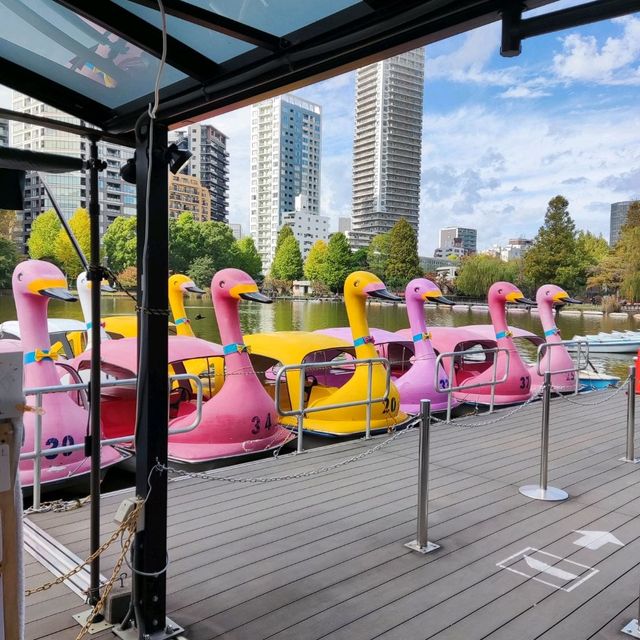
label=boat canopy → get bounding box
[0,318,86,338]
[71,335,222,377]
[315,327,408,346]
[245,331,353,365]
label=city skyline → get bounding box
[0,5,638,256]
[189,6,640,254]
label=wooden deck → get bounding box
[24,389,640,640]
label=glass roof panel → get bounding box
[113,0,254,63]
[183,0,363,37]
[0,0,186,109]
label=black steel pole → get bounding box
[87,139,104,607]
[132,115,170,638]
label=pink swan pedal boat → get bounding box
[168,269,295,462]
[71,269,294,463]
[12,260,123,490]
[429,282,537,406]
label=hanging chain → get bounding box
[24,496,90,516]
[157,418,419,484]
[25,499,142,603]
[431,386,545,427]
[553,376,631,406]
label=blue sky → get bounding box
[205,4,640,255]
[2,3,639,256]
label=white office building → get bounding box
[250,94,321,271]
[439,227,477,254]
[350,49,424,248]
[11,93,135,249]
[282,195,329,258]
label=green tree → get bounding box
[54,208,91,279]
[169,212,204,273]
[524,195,583,290]
[589,201,640,297]
[456,254,520,297]
[103,215,137,273]
[200,221,241,271]
[385,218,422,289]
[350,247,368,271]
[271,235,303,281]
[274,225,294,255]
[117,266,138,289]
[0,210,17,241]
[367,232,390,280]
[0,237,20,288]
[323,232,353,292]
[303,240,328,282]
[28,210,61,262]
[188,256,216,289]
[235,236,262,279]
[616,201,640,300]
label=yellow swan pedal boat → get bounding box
[245,271,408,436]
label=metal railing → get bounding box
[22,373,204,508]
[434,347,512,422]
[274,357,392,453]
[535,339,589,395]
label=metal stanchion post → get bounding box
[297,370,305,454]
[365,361,372,440]
[621,580,640,637]
[621,365,639,463]
[405,399,440,554]
[32,393,43,510]
[519,371,568,501]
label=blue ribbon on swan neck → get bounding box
[223,342,250,355]
[354,335,375,346]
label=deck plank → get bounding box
[24,390,640,640]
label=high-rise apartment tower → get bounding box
[170,124,229,222]
[11,93,135,249]
[250,94,321,270]
[350,49,425,248]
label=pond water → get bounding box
[1,293,638,380]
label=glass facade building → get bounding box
[610,201,633,246]
[250,94,321,270]
[350,49,424,249]
[11,93,135,250]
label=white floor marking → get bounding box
[496,547,598,592]
[572,530,624,550]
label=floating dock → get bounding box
[24,389,640,640]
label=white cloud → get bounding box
[419,104,640,252]
[500,85,551,99]
[552,16,640,85]
[426,24,519,86]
